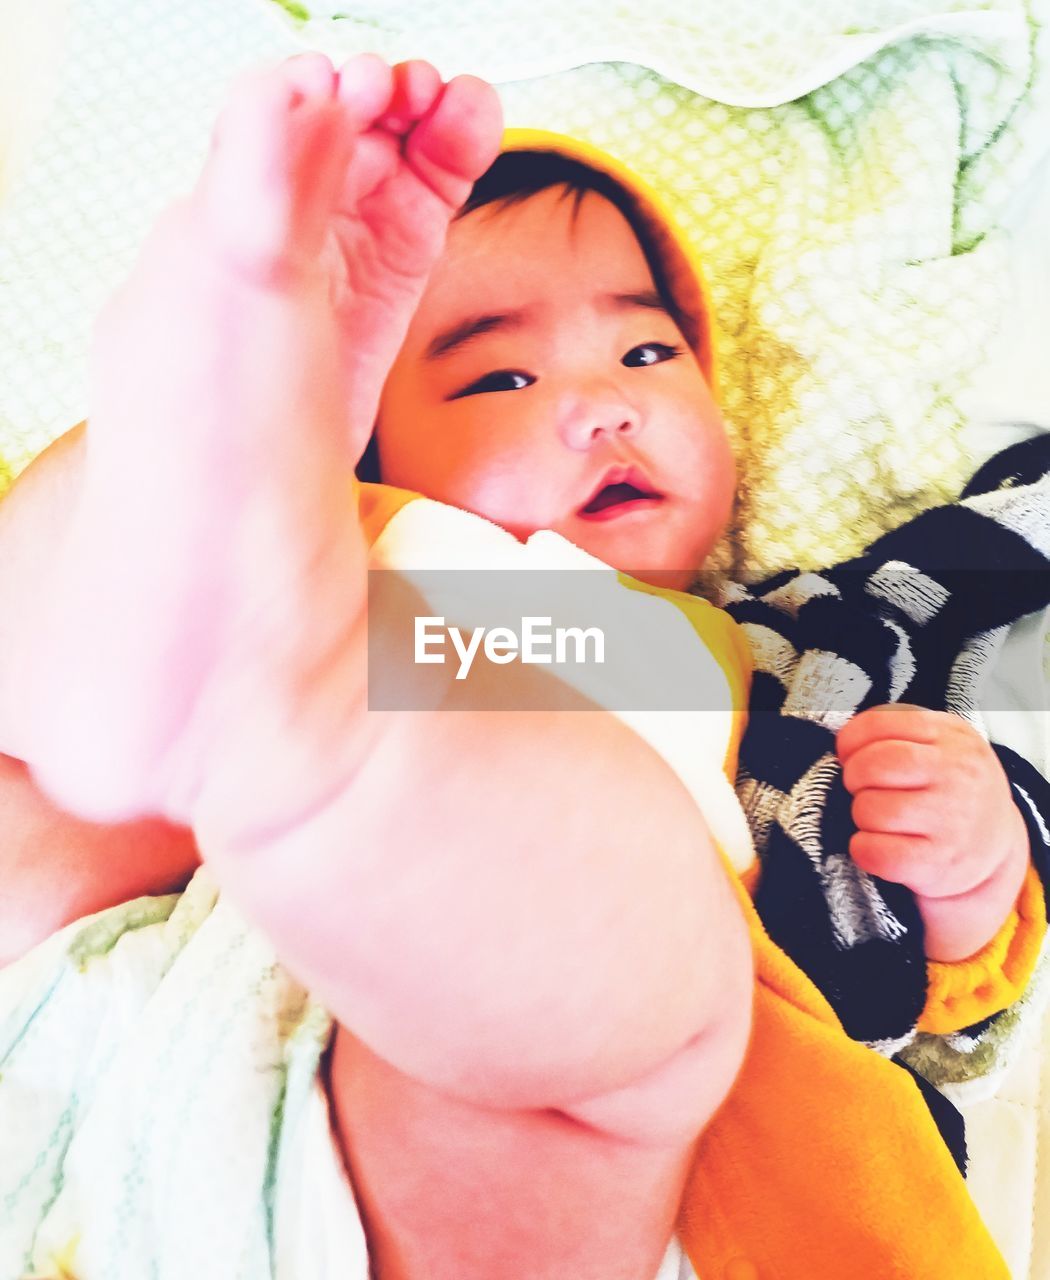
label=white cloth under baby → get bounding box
[0,869,700,1279]
[0,873,361,1278]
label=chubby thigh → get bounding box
[327,1015,749,1280]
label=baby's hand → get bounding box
[837,705,1029,961]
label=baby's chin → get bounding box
[481,507,707,593]
[616,565,699,592]
[555,515,711,595]
[569,539,703,593]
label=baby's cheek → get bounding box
[702,429,736,513]
[701,415,736,486]
[455,443,556,531]
[684,448,734,559]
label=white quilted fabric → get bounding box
[0,872,371,1278]
[0,0,298,490]
[1,0,1048,576]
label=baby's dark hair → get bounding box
[457,149,688,335]
[356,149,690,484]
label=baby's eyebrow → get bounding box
[603,289,667,313]
[424,310,528,362]
[423,289,668,363]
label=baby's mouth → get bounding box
[577,467,665,521]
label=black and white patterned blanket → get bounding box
[721,434,1050,1158]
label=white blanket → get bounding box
[2,0,1049,578]
[0,872,368,1278]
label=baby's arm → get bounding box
[838,704,1030,961]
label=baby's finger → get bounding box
[836,704,943,763]
[841,739,934,794]
[849,831,933,892]
[850,786,935,837]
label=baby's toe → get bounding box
[337,52,397,127]
[198,55,350,278]
[215,54,334,153]
[376,59,443,134]
[405,74,504,207]
[280,50,339,107]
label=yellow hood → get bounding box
[499,127,718,395]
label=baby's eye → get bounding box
[622,343,683,368]
[450,369,536,399]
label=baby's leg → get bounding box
[0,749,198,965]
[23,54,501,830]
[18,55,752,1277]
[328,1030,710,1280]
[0,424,200,962]
[2,58,489,942]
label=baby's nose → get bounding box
[557,387,643,451]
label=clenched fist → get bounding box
[837,705,1030,962]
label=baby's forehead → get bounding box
[392,185,684,372]
[394,180,683,367]
[445,185,656,288]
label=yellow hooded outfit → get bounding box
[358,128,1046,1279]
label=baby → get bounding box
[0,51,1034,1278]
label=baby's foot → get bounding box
[195,53,503,447]
[25,56,502,826]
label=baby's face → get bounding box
[375,186,734,590]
